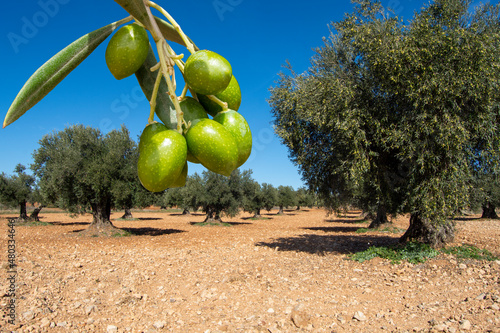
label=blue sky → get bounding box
[0,0,430,189]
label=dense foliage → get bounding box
[31,125,139,233]
[0,164,37,220]
[269,0,500,246]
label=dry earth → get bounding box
[1,208,499,333]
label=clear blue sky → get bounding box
[1,0,432,189]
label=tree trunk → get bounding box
[19,200,28,221]
[204,207,222,223]
[369,204,390,229]
[121,207,133,219]
[277,205,284,215]
[400,213,455,248]
[182,208,191,215]
[30,205,44,222]
[253,208,262,219]
[81,197,122,236]
[296,205,300,210]
[481,203,498,219]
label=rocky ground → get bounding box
[1,208,499,333]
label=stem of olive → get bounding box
[180,84,189,100]
[147,1,196,54]
[207,95,229,110]
[148,69,163,124]
[157,39,184,133]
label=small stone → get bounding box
[22,310,35,321]
[435,323,447,331]
[107,325,118,332]
[267,308,275,313]
[353,311,367,322]
[85,305,96,315]
[153,321,165,329]
[489,303,499,311]
[40,318,50,328]
[290,304,311,328]
[337,314,346,324]
[475,293,487,300]
[459,320,471,330]
[459,263,467,269]
[57,322,67,327]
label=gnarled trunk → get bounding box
[81,197,123,236]
[19,200,28,221]
[30,205,44,222]
[182,208,191,215]
[369,204,389,229]
[253,208,262,219]
[204,206,222,223]
[121,208,133,219]
[400,213,455,248]
[481,203,498,219]
[277,205,284,215]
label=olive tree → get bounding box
[0,164,37,221]
[31,124,137,235]
[276,186,297,215]
[269,0,500,246]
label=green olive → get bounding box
[105,24,149,80]
[213,110,252,168]
[184,50,232,95]
[198,75,241,117]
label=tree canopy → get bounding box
[0,164,37,220]
[31,124,138,235]
[269,0,500,246]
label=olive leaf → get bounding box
[3,20,124,128]
[114,0,198,50]
[135,45,177,130]
[114,0,155,33]
[154,16,199,51]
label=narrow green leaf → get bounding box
[154,16,199,51]
[114,0,155,34]
[114,0,198,49]
[135,45,177,130]
[4,20,125,128]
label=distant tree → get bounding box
[242,178,264,218]
[276,186,297,215]
[296,187,316,210]
[110,140,153,219]
[269,0,500,246]
[32,125,137,235]
[0,164,36,221]
[261,183,278,213]
[197,170,247,223]
[470,173,500,219]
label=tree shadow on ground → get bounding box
[325,218,368,224]
[136,217,162,221]
[256,233,398,255]
[169,213,206,217]
[49,221,90,226]
[189,221,251,226]
[304,226,362,233]
[453,217,481,221]
[122,227,186,236]
[241,216,273,221]
[70,226,185,236]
